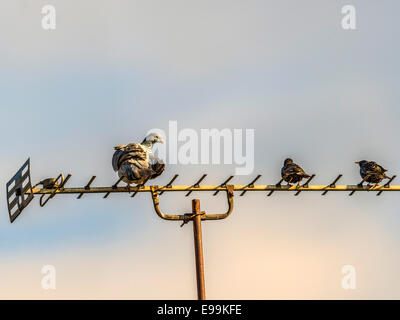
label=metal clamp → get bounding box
[240,175,261,196]
[294,174,316,196]
[377,175,397,196]
[186,174,207,197]
[267,178,285,197]
[180,211,206,227]
[151,185,234,221]
[103,176,123,199]
[213,176,234,196]
[349,175,373,196]
[322,174,342,196]
[159,174,179,195]
[77,176,96,199]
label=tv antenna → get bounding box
[6,159,398,299]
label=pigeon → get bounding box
[281,158,310,186]
[112,133,165,189]
[355,160,391,186]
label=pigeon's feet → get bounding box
[134,183,146,191]
[138,178,149,190]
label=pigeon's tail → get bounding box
[119,163,153,183]
[151,161,165,179]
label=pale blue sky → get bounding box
[1,0,400,299]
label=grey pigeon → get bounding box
[281,158,310,185]
[355,160,390,186]
[112,133,165,188]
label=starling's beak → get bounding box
[158,138,165,144]
[355,161,360,164]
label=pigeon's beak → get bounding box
[354,161,360,164]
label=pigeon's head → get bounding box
[355,160,368,167]
[142,133,165,145]
[284,158,293,166]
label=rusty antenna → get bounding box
[6,159,399,300]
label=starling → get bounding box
[281,158,310,186]
[355,160,390,186]
[33,177,62,189]
[112,133,165,189]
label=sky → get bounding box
[1,0,400,299]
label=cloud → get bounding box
[1,0,342,77]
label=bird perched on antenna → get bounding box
[281,158,310,186]
[32,175,64,189]
[355,160,391,187]
[112,133,165,190]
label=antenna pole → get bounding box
[192,199,206,300]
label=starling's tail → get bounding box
[303,173,311,178]
[384,174,391,179]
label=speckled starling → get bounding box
[281,158,310,186]
[355,160,390,186]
